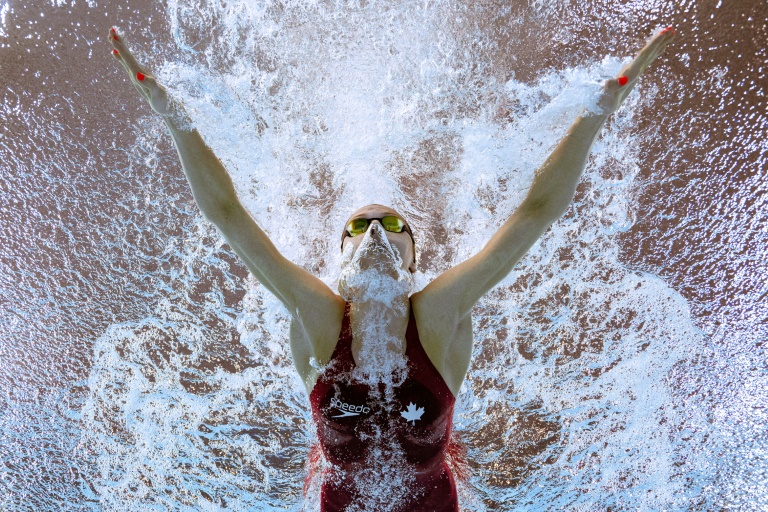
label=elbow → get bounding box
[202,199,243,226]
[519,197,565,224]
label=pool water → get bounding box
[0,0,766,510]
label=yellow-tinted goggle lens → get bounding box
[380,216,405,233]
[345,216,406,237]
[346,218,370,237]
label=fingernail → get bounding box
[618,76,628,86]
[111,29,120,41]
[137,72,145,81]
[661,26,674,34]
[112,49,119,56]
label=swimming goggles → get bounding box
[341,216,414,249]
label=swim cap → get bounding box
[340,204,416,268]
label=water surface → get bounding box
[1,0,766,510]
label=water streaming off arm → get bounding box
[1,0,766,510]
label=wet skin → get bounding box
[108,26,676,397]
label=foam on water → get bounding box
[337,223,412,390]
[62,1,746,510]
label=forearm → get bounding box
[522,24,678,219]
[523,110,609,219]
[163,112,239,219]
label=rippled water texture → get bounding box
[1,0,766,510]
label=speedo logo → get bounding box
[329,396,371,418]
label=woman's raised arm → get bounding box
[523,27,676,220]
[109,27,237,219]
[108,28,343,323]
[418,27,676,322]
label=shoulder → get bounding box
[410,288,465,338]
[300,293,347,362]
[292,294,346,365]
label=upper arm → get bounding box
[418,200,558,322]
[207,201,342,325]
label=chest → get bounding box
[313,378,452,433]
[290,311,473,397]
[309,359,456,469]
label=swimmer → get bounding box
[108,26,675,511]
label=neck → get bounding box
[347,291,411,391]
[349,293,411,354]
[345,289,411,393]
[337,229,414,384]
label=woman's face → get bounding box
[340,205,416,273]
[338,215,414,305]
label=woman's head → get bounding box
[340,204,416,273]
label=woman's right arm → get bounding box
[108,28,241,224]
[108,28,343,322]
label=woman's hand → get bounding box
[108,27,174,117]
[598,27,676,115]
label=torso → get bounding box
[290,292,473,398]
[307,300,461,512]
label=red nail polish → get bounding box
[112,49,119,56]
[111,30,119,42]
[137,72,145,81]
[618,76,628,86]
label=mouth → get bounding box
[338,225,413,302]
[341,223,406,277]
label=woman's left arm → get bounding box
[417,27,676,322]
[524,26,676,221]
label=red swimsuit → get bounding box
[309,302,459,512]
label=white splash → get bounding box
[338,222,412,392]
[75,0,728,510]
[0,2,10,38]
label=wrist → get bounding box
[582,106,611,120]
[579,105,611,128]
[162,100,194,132]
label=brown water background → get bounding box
[1,0,766,510]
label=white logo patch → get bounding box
[401,403,425,425]
[330,396,371,418]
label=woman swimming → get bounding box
[108,26,675,511]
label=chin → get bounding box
[338,259,413,303]
[338,225,414,300]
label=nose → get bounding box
[368,220,385,236]
[362,221,392,249]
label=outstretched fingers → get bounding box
[109,28,153,92]
[597,27,675,114]
[109,28,147,75]
[617,26,676,86]
[112,54,150,101]
[108,27,175,116]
